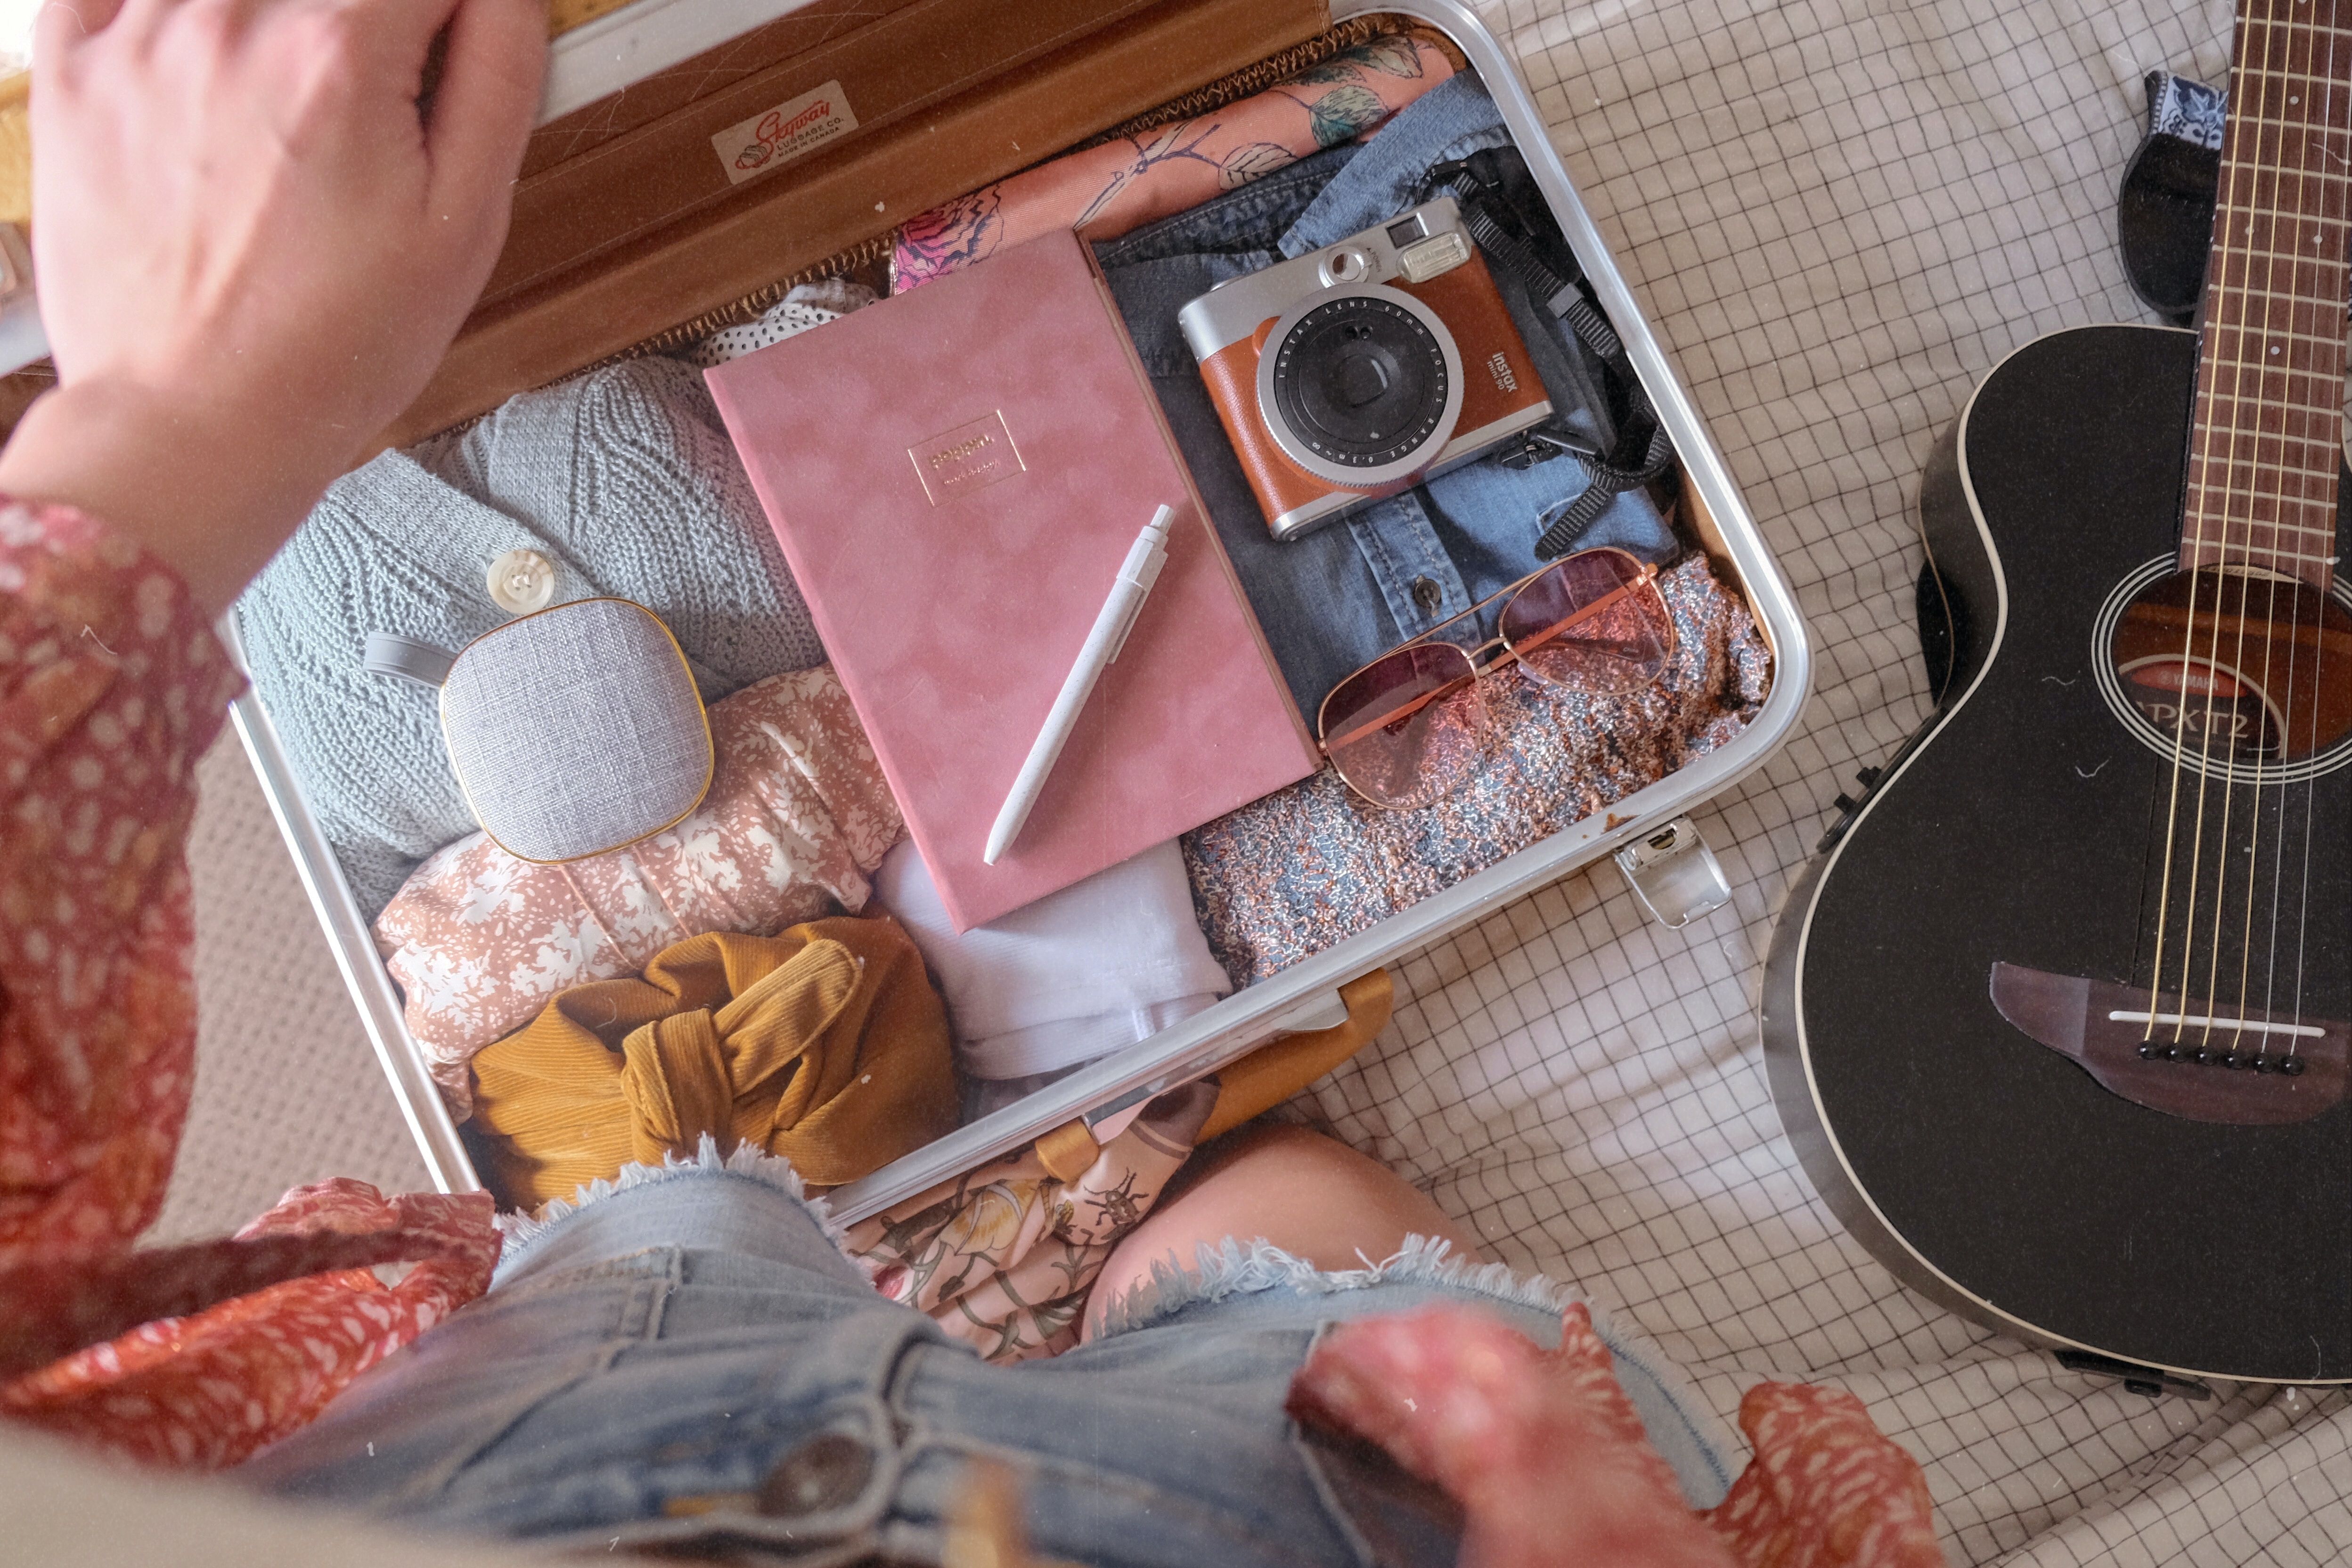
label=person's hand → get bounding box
[0,0,545,612]
[1288,1304,1742,1568]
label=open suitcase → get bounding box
[223,0,1812,1228]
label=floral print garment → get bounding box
[890,33,1454,290]
[845,1082,1217,1362]
[1289,1303,1947,1568]
[376,666,904,1120]
[3,1180,496,1466]
[0,498,498,1466]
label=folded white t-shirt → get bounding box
[875,839,1233,1081]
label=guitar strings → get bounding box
[2154,0,2339,1047]
[2148,0,2245,1037]
[2224,0,2325,1053]
[2150,0,2267,1041]
[2230,2,2305,1052]
[2278,1,2343,1058]
[2161,0,2346,1057]
[2203,0,2290,1046]
[2262,0,2346,1055]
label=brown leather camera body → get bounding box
[1196,246,1550,537]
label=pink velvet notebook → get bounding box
[704,228,1317,931]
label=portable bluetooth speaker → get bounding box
[379,598,713,864]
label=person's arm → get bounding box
[0,0,541,1262]
[0,0,544,614]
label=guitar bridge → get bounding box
[1988,963,2348,1124]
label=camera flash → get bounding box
[1399,231,1472,284]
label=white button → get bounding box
[487,550,555,614]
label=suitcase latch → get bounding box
[1614,818,1732,929]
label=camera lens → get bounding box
[1267,294,1451,470]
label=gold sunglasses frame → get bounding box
[1315,547,1672,776]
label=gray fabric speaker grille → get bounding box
[441,599,711,863]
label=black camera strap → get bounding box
[1426,153,1675,559]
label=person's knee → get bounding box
[1085,1122,1484,1341]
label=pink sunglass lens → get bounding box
[1318,643,1488,808]
[1499,550,1673,694]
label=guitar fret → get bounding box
[2173,493,2343,512]
[2190,544,2343,565]
[2194,381,2346,397]
[2208,257,2349,278]
[2207,284,2352,305]
[2220,113,2352,135]
[2197,336,2345,356]
[2203,325,2350,350]
[2197,342,2347,362]
[2196,392,2347,410]
[2230,13,2352,49]
[2205,242,2352,265]
[2206,272,2352,296]
[2205,310,2352,335]
[2182,501,2341,523]
[2218,164,2352,180]
[2182,453,2333,479]
[2185,428,2346,451]
[2184,503,2339,530]
[2191,393,2346,417]
[2183,521,2343,544]
[2230,50,2352,73]
[2208,237,2349,257]
[2184,489,2341,517]
[2212,217,2351,240]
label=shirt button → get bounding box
[1410,575,1443,615]
[486,549,555,614]
[755,1432,873,1517]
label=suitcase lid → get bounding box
[0,0,1339,443]
[400,0,1339,442]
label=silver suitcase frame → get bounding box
[224,0,1813,1226]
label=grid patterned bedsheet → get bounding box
[1291,1,2352,1561]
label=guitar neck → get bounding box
[2185,0,2352,591]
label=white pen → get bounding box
[984,504,1176,865]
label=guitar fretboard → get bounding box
[2185,0,2352,591]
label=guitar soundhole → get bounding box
[2097,559,2352,780]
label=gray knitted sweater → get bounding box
[237,355,826,916]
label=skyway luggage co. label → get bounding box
[712,82,859,186]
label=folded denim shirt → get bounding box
[1097,73,1677,721]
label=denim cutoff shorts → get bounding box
[242,1155,1734,1567]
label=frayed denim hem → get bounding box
[1092,1233,1742,1505]
[492,1133,859,1277]
[1091,1232,1592,1339]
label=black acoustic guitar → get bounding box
[1763,0,2352,1386]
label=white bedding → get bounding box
[1295,1,2352,1561]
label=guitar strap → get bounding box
[2116,70,2225,327]
[1426,148,1677,558]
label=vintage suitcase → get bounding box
[219,0,1812,1226]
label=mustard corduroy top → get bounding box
[470,918,957,1209]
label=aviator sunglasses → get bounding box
[1316,547,1674,809]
